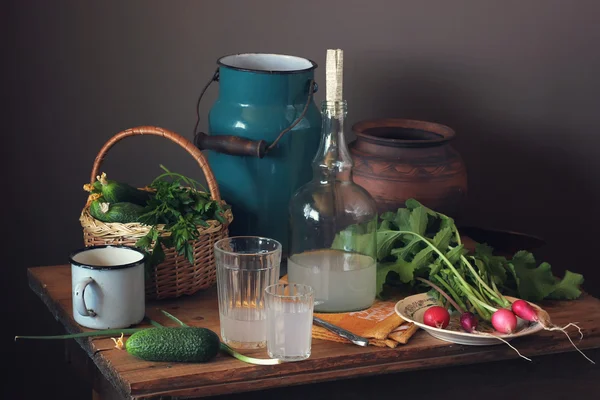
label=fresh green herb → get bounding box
[135,165,229,267]
[333,199,584,322]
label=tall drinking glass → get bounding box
[214,236,282,349]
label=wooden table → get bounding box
[28,265,600,400]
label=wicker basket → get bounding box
[79,126,233,300]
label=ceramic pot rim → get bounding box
[352,118,455,148]
[218,53,317,74]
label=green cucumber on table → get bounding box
[120,317,279,365]
[16,323,280,365]
[124,327,220,363]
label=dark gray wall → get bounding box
[5,1,600,398]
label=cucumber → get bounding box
[97,173,151,206]
[89,200,146,223]
[125,327,220,363]
[89,199,106,220]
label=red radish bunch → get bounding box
[415,277,594,364]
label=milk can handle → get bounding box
[193,68,318,159]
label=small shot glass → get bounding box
[265,283,314,362]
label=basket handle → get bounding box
[89,126,221,201]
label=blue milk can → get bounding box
[194,54,321,254]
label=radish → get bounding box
[460,312,478,333]
[423,306,450,329]
[416,278,531,362]
[454,309,530,361]
[511,299,595,364]
[491,309,518,334]
[415,277,578,363]
[511,299,546,324]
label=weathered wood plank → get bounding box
[28,265,600,400]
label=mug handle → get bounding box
[73,277,97,317]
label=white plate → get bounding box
[395,293,545,346]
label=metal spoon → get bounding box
[313,316,369,347]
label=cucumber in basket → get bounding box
[83,164,231,268]
[89,199,146,223]
[86,172,152,206]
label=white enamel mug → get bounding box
[69,245,146,330]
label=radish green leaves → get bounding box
[339,199,584,314]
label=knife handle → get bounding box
[313,316,370,347]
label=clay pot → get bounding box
[350,119,467,218]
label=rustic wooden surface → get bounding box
[29,265,600,400]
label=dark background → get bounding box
[4,1,600,398]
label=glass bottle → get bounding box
[288,100,378,312]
